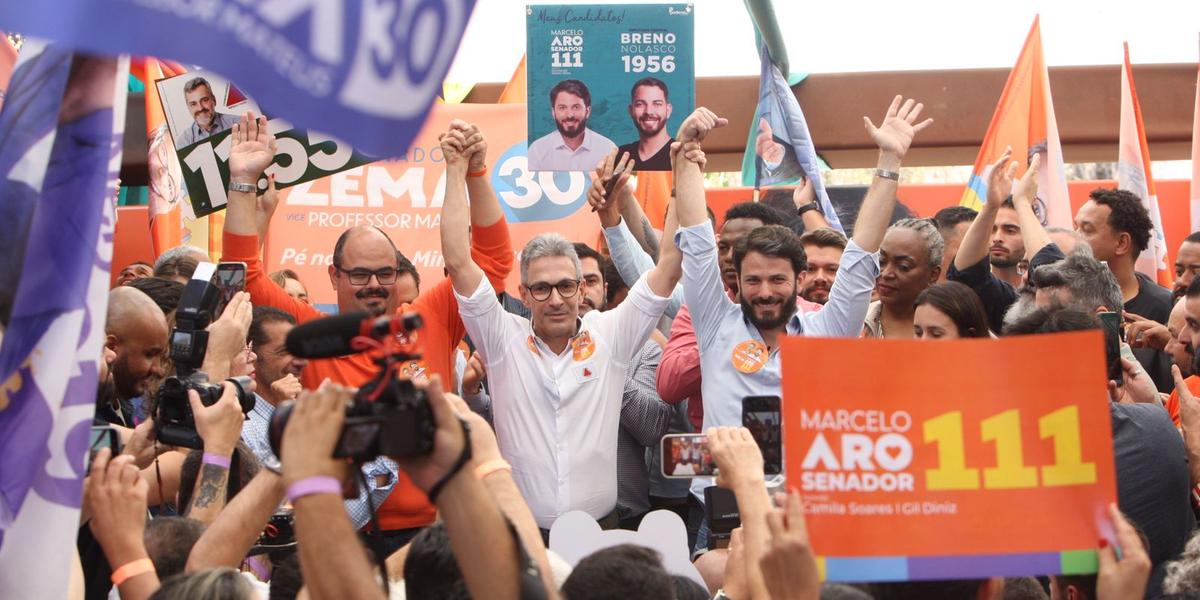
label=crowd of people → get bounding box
[74,95,1200,600]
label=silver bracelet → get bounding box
[228,180,256,193]
[874,168,900,181]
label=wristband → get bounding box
[475,458,511,480]
[228,180,256,193]
[467,165,488,178]
[874,168,900,181]
[426,417,473,504]
[202,452,232,469]
[795,202,822,217]
[111,558,155,586]
[286,475,342,503]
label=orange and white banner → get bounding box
[265,103,602,308]
[1119,43,1173,288]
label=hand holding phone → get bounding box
[743,395,782,476]
[661,433,715,478]
[215,262,247,318]
[88,425,123,472]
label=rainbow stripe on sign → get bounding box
[818,550,1097,582]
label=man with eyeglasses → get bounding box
[440,114,687,538]
[220,112,515,554]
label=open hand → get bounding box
[1012,153,1041,205]
[863,95,932,160]
[985,148,1016,208]
[228,112,277,184]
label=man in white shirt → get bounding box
[672,97,933,551]
[439,118,681,534]
[527,79,617,172]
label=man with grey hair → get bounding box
[153,245,208,284]
[441,117,681,538]
[176,77,237,147]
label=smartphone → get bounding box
[742,395,782,476]
[214,262,247,317]
[660,433,715,478]
[704,486,741,549]
[1099,311,1124,385]
[88,425,123,471]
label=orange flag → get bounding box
[1119,43,1172,288]
[498,55,527,104]
[960,16,1070,229]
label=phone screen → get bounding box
[88,425,121,471]
[214,262,247,317]
[1099,312,1123,385]
[743,395,782,475]
[660,433,714,478]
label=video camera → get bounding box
[154,262,255,449]
[268,311,436,463]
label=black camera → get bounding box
[156,373,255,449]
[268,311,436,463]
[155,264,256,449]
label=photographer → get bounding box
[83,449,161,600]
[278,377,532,600]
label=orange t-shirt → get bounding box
[224,220,513,530]
[1164,375,1200,430]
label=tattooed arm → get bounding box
[184,384,246,524]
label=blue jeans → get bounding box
[687,495,710,557]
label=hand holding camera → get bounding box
[84,449,151,567]
[392,376,469,498]
[190,383,249,457]
[279,382,353,488]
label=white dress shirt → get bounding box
[676,220,880,501]
[455,272,671,528]
[526,127,617,172]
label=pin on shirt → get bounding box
[731,340,768,374]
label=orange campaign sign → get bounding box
[781,332,1117,581]
[264,103,602,308]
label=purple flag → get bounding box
[0,40,127,598]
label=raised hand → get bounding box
[756,117,785,169]
[454,121,488,173]
[588,150,634,214]
[708,426,765,491]
[228,111,277,184]
[986,148,1017,208]
[793,176,815,209]
[760,489,820,600]
[460,352,486,396]
[1012,153,1041,205]
[670,141,706,171]
[270,373,303,401]
[85,449,151,566]
[438,125,471,169]
[204,292,253,378]
[189,383,247,457]
[863,95,932,160]
[677,107,728,145]
[1097,503,1151,600]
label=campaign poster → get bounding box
[156,70,374,218]
[265,103,603,311]
[526,3,694,172]
[782,333,1117,581]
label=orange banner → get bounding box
[782,332,1116,579]
[265,103,601,306]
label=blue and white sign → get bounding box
[0,0,476,158]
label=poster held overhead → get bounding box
[526,3,695,172]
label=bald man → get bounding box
[102,287,169,426]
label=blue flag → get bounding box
[0,0,476,158]
[744,45,843,233]
[0,41,127,598]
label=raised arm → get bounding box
[440,124,486,297]
[954,149,1013,271]
[674,108,727,228]
[853,96,933,252]
[1011,154,1052,257]
[183,383,247,525]
[186,470,285,573]
[646,193,682,298]
[255,174,279,250]
[792,178,831,231]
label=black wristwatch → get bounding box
[796,201,822,217]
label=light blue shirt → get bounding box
[676,220,879,500]
[176,112,236,147]
[526,127,616,172]
[603,217,683,320]
[240,393,399,530]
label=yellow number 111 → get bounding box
[922,406,1096,491]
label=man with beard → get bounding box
[1174,232,1200,301]
[573,242,608,314]
[798,227,847,305]
[443,110,681,538]
[175,77,236,148]
[616,78,674,171]
[528,79,617,171]
[221,113,515,554]
[101,287,168,426]
[674,97,928,551]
